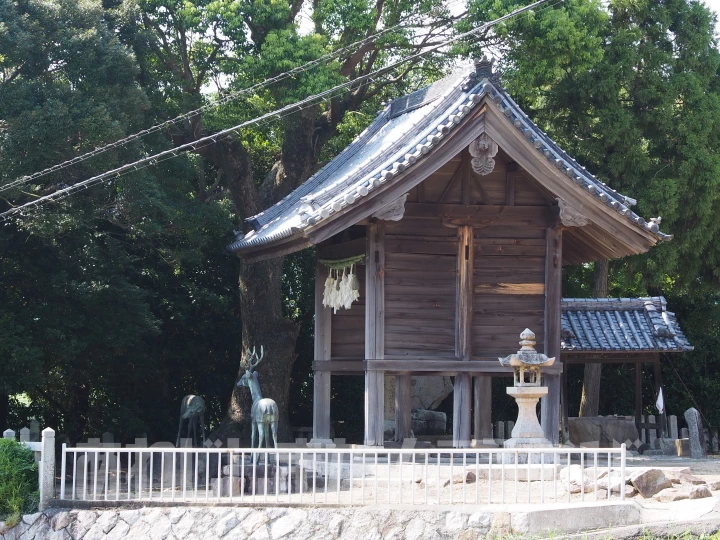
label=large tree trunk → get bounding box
[579,260,608,417]
[202,115,318,445]
[212,257,299,443]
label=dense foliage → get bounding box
[0,439,38,524]
[1,0,719,444]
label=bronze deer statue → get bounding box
[237,346,278,455]
[175,395,206,447]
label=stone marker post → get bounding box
[3,429,14,440]
[40,427,55,510]
[684,408,706,459]
[20,427,30,443]
[30,419,40,442]
[669,416,678,440]
[495,421,504,441]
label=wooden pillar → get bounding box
[653,354,666,438]
[561,358,569,443]
[635,362,643,435]
[473,375,492,441]
[313,262,332,441]
[541,226,562,444]
[453,225,473,448]
[364,222,385,446]
[395,375,412,441]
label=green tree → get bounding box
[0,0,241,442]
[112,0,460,440]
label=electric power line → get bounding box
[0,0,465,194]
[0,0,557,223]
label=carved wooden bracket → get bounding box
[372,193,408,221]
[556,198,590,227]
[469,134,499,175]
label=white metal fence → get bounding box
[59,445,626,506]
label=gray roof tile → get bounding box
[229,60,671,253]
[561,297,693,353]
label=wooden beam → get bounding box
[454,225,473,448]
[364,222,385,446]
[472,175,495,206]
[395,375,412,442]
[404,203,552,225]
[439,161,463,203]
[317,237,366,260]
[541,226,562,444]
[365,359,563,374]
[313,262,332,440]
[505,168,516,206]
[473,375,492,441]
[461,149,471,205]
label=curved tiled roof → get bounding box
[561,297,693,353]
[229,59,671,253]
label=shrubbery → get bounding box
[0,438,39,526]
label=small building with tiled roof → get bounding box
[230,59,689,447]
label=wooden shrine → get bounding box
[229,59,679,447]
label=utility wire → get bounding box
[0,0,465,194]
[0,0,556,222]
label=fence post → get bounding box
[3,429,14,440]
[40,428,55,510]
[20,427,30,443]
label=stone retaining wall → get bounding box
[0,506,496,540]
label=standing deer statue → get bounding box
[175,395,206,448]
[237,346,279,456]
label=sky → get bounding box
[705,0,720,36]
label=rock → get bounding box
[559,465,593,494]
[660,468,692,484]
[679,473,706,485]
[442,470,476,487]
[708,480,720,491]
[569,417,639,448]
[411,409,447,436]
[684,408,707,459]
[210,476,244,496]
[653,438,678,456]
[689,485,712,499]
[411,376,453,411]
[654,488,689,502]
[630,469,673,498]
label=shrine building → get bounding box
[229,59,692,447]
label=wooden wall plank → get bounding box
[474,283,545,295]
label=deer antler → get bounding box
[244,345,264,372]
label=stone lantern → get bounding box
[499,329,555,452]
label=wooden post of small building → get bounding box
[312,261,332,442]
[473,375,492,441]
[395,375,412,441]
[453,225,473,448]
[364,222,385,446]
[653,354,666,438]
[635,362,643,435]
[541,226,562,444]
